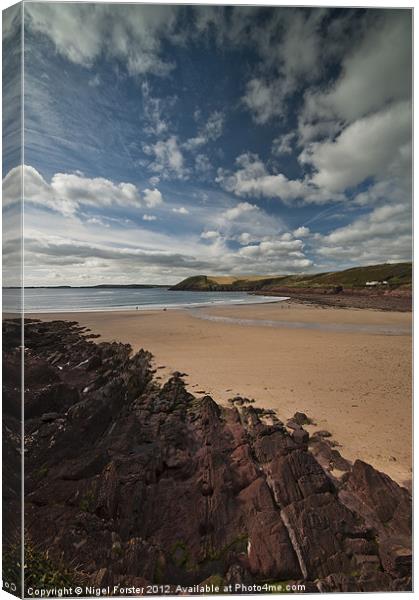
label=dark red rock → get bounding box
[291,428,309,447]
[378,537,412,578]
[313,430,332,438]
[339,460,412,538]
[292,412,312,425]
[1,319,411,593]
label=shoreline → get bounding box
[6,294,287,315]
[26,301,412,487]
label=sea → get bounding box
[3,287,286,313]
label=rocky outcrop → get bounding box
[2,319,412,593]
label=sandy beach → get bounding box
[30,300,412,487]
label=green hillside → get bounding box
[170,262,412,292]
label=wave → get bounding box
[18,293,289,314]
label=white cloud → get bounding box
[217,153,311,202]
[293,226,310,238]
[25,3,180,77]
[195,154,212,174]
[143,188,164,208]
[149,176,160,186]
[302,11,411,125]
[238,232,252,245]
[203,110,224,141]
[272,132,295,156]
[241,9,330,124]
[184,110,225,150]
[222,201,258,221]
[86,217,110,228]
[88,74,101,87]
[301,100,411,192]
[172,206,189,215]
[141,81,169,135]
[295,10,412,204]
[183,136,207,151]
[143,214,157,221]
[315,202,411,266]
[143,136,189,180]
[3,165,167,218]
[326,203,409,245]
[236,235,313,271]
[353,179,409,207]
[201,230,220,240]
[51,172,142,211]
[242,78,284,125]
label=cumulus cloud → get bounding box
[242,79,284,125]
[235,233,313,271]
[172,206,189,215]
[143,188,164,208]
[195,154,212,174]
[18,7,412,280]
[216,153,339,204]
[3,165,167,217]
[184,110,225,150]
[301,100,411,192]
[241,9,330,123]
[143,136,189,180]
[294,10,412,205]
[272,132,295,156]
[25,3,180,76]
[217,154,302,200]
[201,230,220,240]
[301,11,411,126]
[293,226,310,238]
[222,201,258,220]
[315,202,412,266]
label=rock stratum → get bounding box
[3,319,412,594]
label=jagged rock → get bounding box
[313,430,332,438]
[292,412,312,425]
[40,412,61,423]
[339,460,412,538]
[286,419,301,430]
[291,428,309,447]
[281,492,370,580]
[267,449,333,508]
[2,319,412,593]
[379,538,412,578]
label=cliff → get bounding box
[170,262,412,292]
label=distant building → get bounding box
[365,280,389,287]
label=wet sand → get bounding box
[30,301,412,487]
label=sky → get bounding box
[2,3,413,285]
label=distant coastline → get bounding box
[5,284,168,289]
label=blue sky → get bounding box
[3,4,412,285]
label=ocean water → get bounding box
[3,287,286,313]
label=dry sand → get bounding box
[31,301,412,487]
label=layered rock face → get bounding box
[3,319,412,593]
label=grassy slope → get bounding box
[170,262,412,291]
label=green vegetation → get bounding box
[3,536,80,596]
[170,262,412,292]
